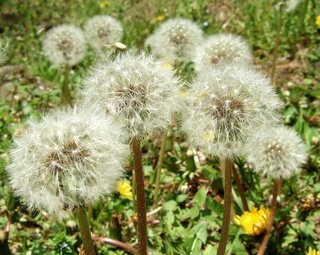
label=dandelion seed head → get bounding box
[145,18,203,63]
[84,15,123,53]
[182,65,282,158]
[193,34,252,73]
[42,25,86,67]
[246,125,307,179]
[7,106,129,218]
[81,52,182,138]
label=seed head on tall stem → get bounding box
[181,64,282,255]
[81,52,182,255]
[246,125,307,255]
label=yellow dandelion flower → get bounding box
[234,206,270,236]
[306,248,320,255]
[116,179,133,200]
[99,0,109,8]
[156,15,166,22]
[316,15,320,28]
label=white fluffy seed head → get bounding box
[6,106,129,218]
[145,18,203,63]
[42,25,86,67]
[80,52,182,139]
[84,15,123,54]
[181,65,283,159]
[246,125,307,179]
[193,34,252,73]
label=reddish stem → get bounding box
[257,179,282,255]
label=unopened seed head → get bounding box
[246,125,307,179]
[84,15,123,54]
[81,52,182,138]
[145,18,203,63]
[7,105,129,218]
[193,33,252,73]
[182,65,283,158]
[42,24,86,67]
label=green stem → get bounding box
[131,138,147,255]
[232,166,249,211]
[61,65,72,106]
[270,4,283,84]
[152,131,167,209]
[257,179,282,255]
[217,158,233,255]
[220,159,235,218]
[77,207,95,255]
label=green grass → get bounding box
[0,0,320,254]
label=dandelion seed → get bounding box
[7,106,128,218]
[193,34,252,73]
[145,18,203,63]
[84,15,123,54]
[182,65,282,158]
[234,206,270,236]
[246,125,307,179]
[81,52,182,138]
[42,25,86,67]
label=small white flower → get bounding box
[42,25,86,67]
[145,18,203,63]
[246,126,307,179]
[84,15,123,54]
[80,52,182,138]
[182,65,282,158]
[193,34,252,73]
[7,106,128,218]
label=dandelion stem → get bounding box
[257,179,282,255]
[232,166,249,211]
[93,236,138,254]
[152,131,167,210]
[131,138,147,255]
[220,159,235,217]
[217,158,233,255]
[61,65,72,105]
[77,207,95,255]
[270,4,283,84]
